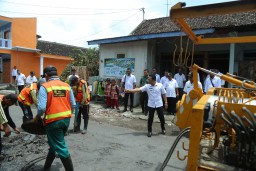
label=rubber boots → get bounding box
[60,155,74,171]
[43,152,55,171]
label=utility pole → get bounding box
[166,0,168,17]
[140,8,145,20]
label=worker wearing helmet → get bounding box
[34,65,76,171]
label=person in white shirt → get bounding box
[26,71,38,85]
[125,74,168,137]
[15,70,26,93]
[184,73,203,95]
[160,70,169,85]
[67,68,79,84]
[11,66,18,82]
[121,68,136,112]
[164,73,179,115]
[216,69,225,87]
[152,68,160,83]
[204,73,222,93]
[174,68,186,100]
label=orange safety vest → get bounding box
[18,83,37,106]
[43,80,72,124]
[73,79,90,104]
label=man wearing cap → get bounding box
[69,76,90,134]
[121,68,136,112]
[183,73,203,95]
[164,73,179,115]
[26,71,38,85]
[0,94,20,161]
[34,65,76,171]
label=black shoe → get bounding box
[130,108,133,112]
[147,132,152,137]
[162,129,166,135]
[122,109,127,113]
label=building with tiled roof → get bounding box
[37,40,87,57]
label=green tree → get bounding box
[60,47,99,81]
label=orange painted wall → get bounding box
[11,51,40,80]
[0,16,73,83]
[43,58,71,77]
[12,18,37,49]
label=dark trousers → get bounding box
[124,93,134,110]
[177,88,183,101]
[140,92,148,113]
[18,101,33,121]
[148,106,165,132]
[18,85,24,93]
[77,105,89,130]
[167,97,177,114]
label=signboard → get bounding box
[104,58,135,77]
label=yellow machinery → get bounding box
[160,1,256,171]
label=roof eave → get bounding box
[87,28,215,45]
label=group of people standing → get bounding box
[120,66,224,137]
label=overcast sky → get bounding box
[0,0,235,47]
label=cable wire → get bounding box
[1,0,139,11]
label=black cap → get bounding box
[43,66,57,77]
[69,76,78,86]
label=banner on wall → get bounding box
[104,58,135,77]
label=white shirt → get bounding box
[174,73,186,88]
[16,73,26,85]
[204,76,221,93]
[122,74,136,90]
[26,75,38,84]
[164,79,179,97]
[183,81,203,95]
[12,69,18,76]
[218,72,225,86]
[160,76,169,85]
[140,82,166,108]
[155,74,160,83]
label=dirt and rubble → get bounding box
[90,103,181,136]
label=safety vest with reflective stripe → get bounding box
[43,80,71,124]
[18,83,37,106]
[73,79,90,104]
